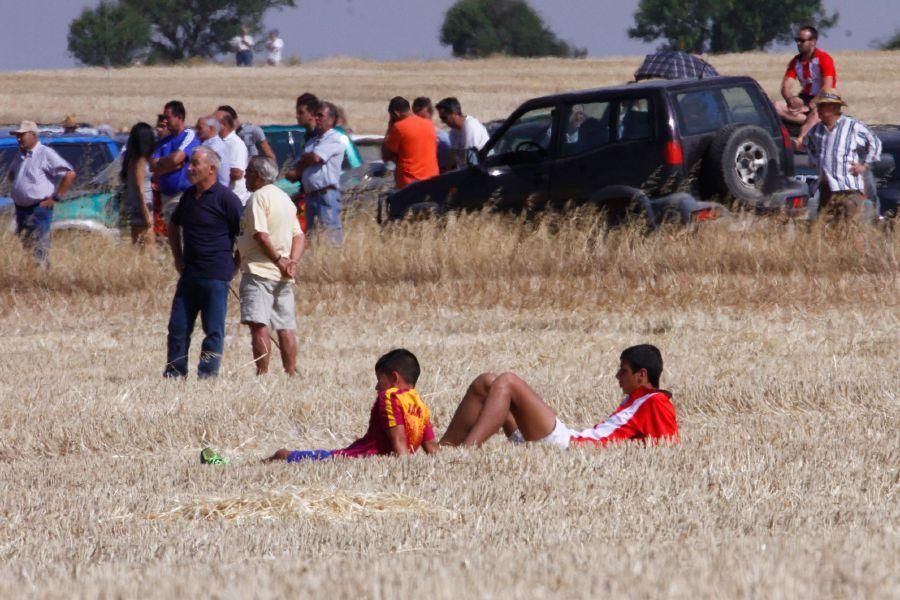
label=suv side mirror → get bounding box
[466,147,481,168]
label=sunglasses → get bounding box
[795,37,813,43]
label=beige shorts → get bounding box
[239,273,296,330]
[161,192,183,223]
[508,417,572,449]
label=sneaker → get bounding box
[200,447,230,465]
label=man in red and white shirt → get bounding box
[440,345,678,448]
[774,26,837,150]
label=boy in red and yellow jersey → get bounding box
[440,344,678,448]
[266,348,438,462]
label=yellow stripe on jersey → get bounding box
[385,388,430,449]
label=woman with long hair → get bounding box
[121,122,156,247]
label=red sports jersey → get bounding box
[785,48,836,98]
[569,387,678,446]
[333,387,435,457]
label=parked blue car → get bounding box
[0,134,122,233]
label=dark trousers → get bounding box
[165,276,229,378]
[15,204,52,268]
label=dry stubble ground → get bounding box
[0,55,899,598]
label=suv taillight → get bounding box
[788,195,807,209]
[664,140,683,165]
[780,125,792,150]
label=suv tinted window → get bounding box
[721,85,774,132]
[486,107,554,162]
[266,131,297,174]
[617,98,653,141]
[675,90,726,135]
[559,102,612,157]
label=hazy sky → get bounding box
[0,0,896,70]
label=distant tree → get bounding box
[628,0,838,54]
[67,1,151,67]
[880,31,900,50]
[121,0,296,62]
[440,0,586,58]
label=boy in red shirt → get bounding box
[265,348,439,461]
[439,345,678,448]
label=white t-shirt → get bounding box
[222,131,250,204]
[266,37,284,64]
[449,115,490,167]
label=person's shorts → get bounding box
[508,417,573,449]
[239,273,296,330]
[161,192,183,223]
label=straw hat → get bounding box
[12,120,39,134]
[811,88,848,107]
[62,115,78,128]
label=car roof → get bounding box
[519,75,758,107]
[261,124,304,133]
[0,134,117,147]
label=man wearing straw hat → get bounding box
[6,120,76,269]
[804,89,881,221]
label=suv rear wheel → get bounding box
[707,124,778,205]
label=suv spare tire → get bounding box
[706,123,778,206]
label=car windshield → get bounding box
[486,107,555,163]
[266,131,298,174]
[51,142,115,188]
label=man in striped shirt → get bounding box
[804,89,881,221]
[440,345,678,448]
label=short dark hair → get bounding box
[412,97,432,113]
[435,97,462,116]
[296,92,319,112]
[217,105,238,120]
[217,111,235,129]
[388,96,410,114]
[375,348,421,386]
[799,25,818,40]
[164,100,186,120]
[620,344,663,388]
[318,101,338,120]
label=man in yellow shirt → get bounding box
[235,156,305,376]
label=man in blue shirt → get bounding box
[152,100,200,224]
[164,147,243,379]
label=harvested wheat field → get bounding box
[1,55,900,598]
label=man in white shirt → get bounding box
[215,109,250,205]
[265,29,284,66]
[234,26,254,66]
[194,116,231,187]
[435,97,490,170]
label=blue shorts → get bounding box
[286,449,333,463]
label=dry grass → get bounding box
[1,55,899,598]
[1,51,898,133]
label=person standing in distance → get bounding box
[235,156,305,376]
[164,147,243,379]
[435,97,490,170]
[292,101,346,244]
[382,96,439,189]
[7,120,76,269]
[151,100,199,224]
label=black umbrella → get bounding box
[634,51,719,81]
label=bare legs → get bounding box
[249,323,297,376]
[440,372,558,447]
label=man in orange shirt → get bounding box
[382,96,439,189]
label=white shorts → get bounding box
[239,273,296,330]
[508,417,572,449]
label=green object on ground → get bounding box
[200,447,230,465]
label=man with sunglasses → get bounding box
[292,101,346,244]
[775,26,836,150]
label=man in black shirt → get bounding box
[164,147,243,378]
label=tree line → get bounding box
[70,0,897,67]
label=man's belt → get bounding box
[306,184,337,195]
